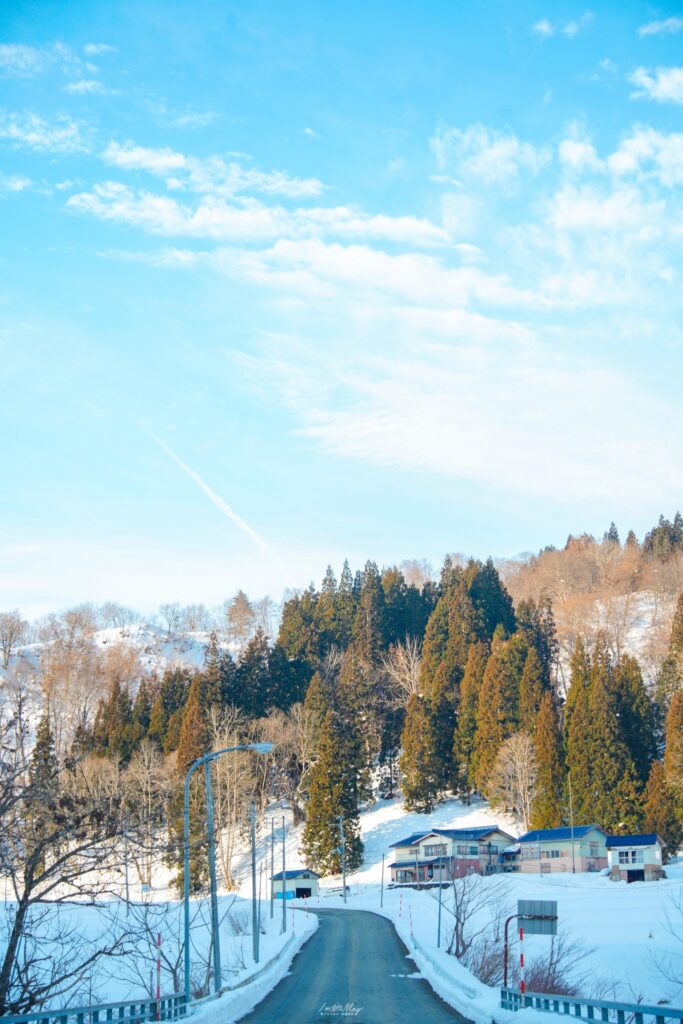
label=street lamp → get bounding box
[183,742,273,1006]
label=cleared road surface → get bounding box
[239,908,471,1024]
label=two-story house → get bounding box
[515,825,609,873]
[388,825,516,884]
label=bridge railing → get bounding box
[0,994,187,1024]
[501,988,683,1024]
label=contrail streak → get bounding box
[146,429,278,560]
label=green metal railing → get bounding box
[0,994,187,1024]
[501,987,683,1024]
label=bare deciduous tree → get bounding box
[158,603,182,638]
[486,732,538,830]
[382,637,422,707]
[0,610,28,669]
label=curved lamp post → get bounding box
[183,742,273,1006]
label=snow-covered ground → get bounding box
[272,795,683,1014]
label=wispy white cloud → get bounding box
[630,66,683,105]
[0,111,89,153]
[0,173,32,194]
[145,429,279,561]
[638,17,683,36]
[431,124,550,184]
[65,78,118,96]
[68,182,451,247]
[0,41,84,78]
[102,139,325,198]
[83,43,117,55]
[532,12,593,38]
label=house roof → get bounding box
[518,825,607,843]
[389,825,511,849]
[606,833,666,849]
[272,869,321,880]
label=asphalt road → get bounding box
[238,908,471,1024]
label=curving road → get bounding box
[238,908,471,1024]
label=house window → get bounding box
[424,844,447,857]
[589,842,600,857]
[469,845,478,855]
[456,844,467,855]
[618,849,644,864]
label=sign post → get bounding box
[503,900,558,990]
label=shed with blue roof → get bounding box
[606,834,666,882]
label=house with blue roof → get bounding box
[388,825,516,884]
[606,834,666,883]
[515,825,608,873]
[271,868,320,900]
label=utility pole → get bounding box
[380,853,384,908]
[281,814,287,934]
[569,773,576,874]
[250,801,259,964]
[270,818,275,919]
[337,815,346,903]
[204,761,221,992]
[437,876,443,949]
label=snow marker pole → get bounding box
[399,892,403,917]
[519,923,526,992]
[156,932,161,1020]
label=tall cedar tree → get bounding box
[301,710,364,874]
[579,639,643,831]
[612,655,656,785]
[530,692,565,828]
[452,642,489,797]
[171,675,213,892]
[564,637,592,815]
[399,694,440,812]
[516,597,558,688]
[27,713,58,871]
[92,677,134,763]
[518,647,545,734]
[664,691,683,812]
[643,761,682,861]
[148,668,191,752]
[472,633,527,792]
[654,593,683,733]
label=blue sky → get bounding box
[2,1,683,617]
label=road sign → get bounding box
[517,899,558,935]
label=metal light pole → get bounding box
[204,761,221,992]
[250,801,259,965]
[270,819,275,920]
[281,815,287,934]
[183,742,273,1007]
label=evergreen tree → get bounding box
[148,668,191,751]
[643,761,682,862]
[530,692,565,829]
[92,677,134,763]
[564,637,593,817]
[335,560,357,648]
[625,529,638,549]
[399,694,440,812]
[176,676,212,776]
[612,655,656,785]
[603,522,620,546]
[452,642,488,797]
[576,639,643,831]
[27,712,59,870]
[518,647,545,733]
[234,629,272,717]
[378,707,403,799]
[352,561,386,664]
[472,633,528,792]
[664,691,683,812]
[301,710,364,874]
[516,596,558,687]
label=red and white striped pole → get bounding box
[399,892,403,917]
[519,924,526,995]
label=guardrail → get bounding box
[0,994,187,1024]
[501,988,683,1024]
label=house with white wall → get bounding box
[606,834,666,882]
[516,825,608,873]
[388,825,515,884]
